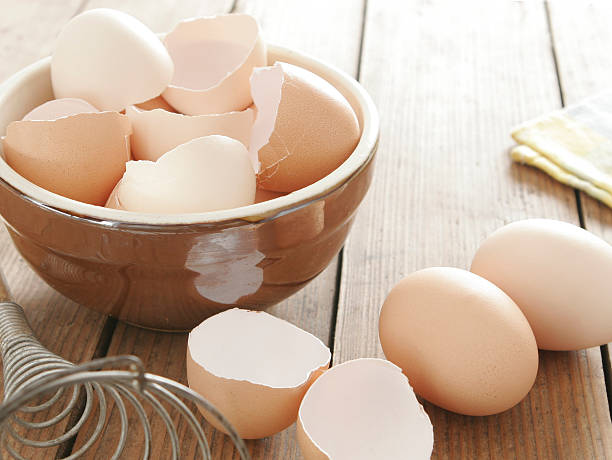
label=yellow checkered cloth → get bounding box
[511,92,612,208]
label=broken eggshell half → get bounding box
[250,62,361,193]
[106,135,255,213]
[125,105,254,162]
[186,308,331,439]
[135,95,177,112]
[297,358,434,460]
[3,98,131,206]
[163,14,266,116]
[51,8,174,112]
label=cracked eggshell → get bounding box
[51,8,174,111]
[297,358,433,460]
[22,98,98,120]
[106,135,255,213]
[251,62,360,193]
[163,14,266,115]
[135,95,177,112]
[471,219,612,350]
[379,267,538,416]
[3,104,131,206]
[186,308,331,439]
[125,105,254,162]
[255,188,285,203]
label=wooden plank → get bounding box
[0,2,112,458]
[546,0,612,396]
[71,1,363,458]
[334,0,612,458]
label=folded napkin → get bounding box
[511,92,612,208]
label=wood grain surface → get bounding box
[0,0,611,459]
[333,1,612,458]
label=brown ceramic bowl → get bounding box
[0,45,379,331]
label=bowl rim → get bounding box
[0,44,379,228]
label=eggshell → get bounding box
[255,188,285,203]
[51,8,174,111]
[106,135,255,213]
[250,62,360,192]
[3,112,131,205]
[379,267,538,416]
[135,96,176,112]
[22,98,98,121]
[471,219,612,350]
[186,308,331,439]
[163,14,266,115]
[125,105,254,161]
[296,358,433,460]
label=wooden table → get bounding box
[1,0,612,458]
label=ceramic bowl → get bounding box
[0,45,379,330]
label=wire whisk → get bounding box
[0,277,250,459]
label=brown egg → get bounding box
[250,62,360,193]
[379,267,538,416]
[186,308,330,439]
[3,104,131,206]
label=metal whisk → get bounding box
[0,274,250,459]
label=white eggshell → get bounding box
[125,105,254,162]
[163,14,266,115]
[22,98,98,121]
[297,358,433,460]
[107,135,255,213]
[471,219,612,350]
[187,308,331,439]
[51,8,174,111]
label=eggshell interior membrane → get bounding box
[163,14,266,115]
[106,135,255,213]
[22,98,98,121]
[379,267,538,416]
[3,112,131,206]
[51,8,174,111]
[187,308,331,439]
[125,105,254,162]
[250,62,361,193]
[471,218,612,351]
[297,358,433,460]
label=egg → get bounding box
[255,188,285,203]
[124,105,254,162]
[186,308,331,439]
[163,14,266,115]
[249,62,360,192]
[379,267,538,416]
[106,135,255,213]
[296,358,433,460]
[51,8,174,111]
[3,99,131,206]
[471,219,612,350]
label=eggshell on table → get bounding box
[296,358,433,460]
[250,62,360,192]
[163,14,266,115]
[51,8,174,111]
[106,135,255,213]
[186,308,331,439]
[471,218,612,350]
[3,110,131,206]
[125,105,254,161]
[379,267,538,416]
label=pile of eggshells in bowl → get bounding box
[187,218,612,459]
[3,9,361,213]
